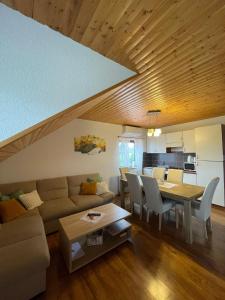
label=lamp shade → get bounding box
[153,128,162,137]
[147,129,154,137]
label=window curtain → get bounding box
[118,137,146,174]
[134,138,145,174]
[118,137,132,168]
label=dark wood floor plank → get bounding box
[35,203,225,300]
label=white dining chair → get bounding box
[167,169,183,183]
[140,175,175,231]
[126,173,145,219]
[192,177,219,239]
[176,177,219,239]
[152,167,165,181]
[119,167,130,206]
[119,167,129,180]
[167,169,183,226]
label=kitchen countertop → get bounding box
[183,170,197,174]
[143,166,196,174]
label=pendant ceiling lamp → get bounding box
[147,110,162,137]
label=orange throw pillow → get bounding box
[79,182,97,195]
[0,199,26,223]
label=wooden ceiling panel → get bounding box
[1,0,225,160]
[2,0,225,128]
[2,0,33,16]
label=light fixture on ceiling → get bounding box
[147,110,162,137]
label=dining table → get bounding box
[120,177,205,244]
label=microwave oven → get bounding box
[183,162,196,171]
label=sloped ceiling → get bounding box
[0,3,134,141]
[0,75,136,162]
[0,3,134,161]
[2,0,225,129]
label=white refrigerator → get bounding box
[195,124,225,207]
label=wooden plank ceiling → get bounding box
[1,0,225,161]
[2,0,225,128]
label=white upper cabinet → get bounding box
[195,124,223,161]
[147,134,166,153]
[165,131,183,147]
[183,130,196,153]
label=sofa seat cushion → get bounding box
[38,198,77,222]
[0,213,44,248]
[99,192,115,203]
[18,207,40,219]
[70,195,104,211]
[0,234,50,289]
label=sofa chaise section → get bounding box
[0,173,115,298]
[0,211,50,300]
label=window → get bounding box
[118,137,145,174]
[119,140,136,168]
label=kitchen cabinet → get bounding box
[147,134,166,153]
[183,130,196,153]
[196,160,224,206]
[195,124,223,161]
[195,124,225,206]
[183,173,197,185]
[166,131,183,147]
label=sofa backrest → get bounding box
[0,173,101,201]
[67,173,99,196]
[37,177,68,201]
[0,180,36,195]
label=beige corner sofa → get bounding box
[0,173,114,300]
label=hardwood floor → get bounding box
[36,201,225,300]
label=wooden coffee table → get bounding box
[59,203,131,273]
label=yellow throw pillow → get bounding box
[0,199,26,223]
[79,182,97,195]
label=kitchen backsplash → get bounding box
[143,152,196,169]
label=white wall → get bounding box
[162,115,225,133]
[0,119,124,193]
[0,4,134,142]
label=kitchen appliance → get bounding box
[166,146,183,153]
[195,124,225,206]
[187,155,195,163]
[184,162,196,171]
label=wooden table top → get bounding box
[59,203,131,242]
[159,182,205,201]
[121,178,205,201]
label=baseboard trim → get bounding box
[212,204,225,210]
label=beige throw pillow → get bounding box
[19,190,43,210]
[96,182,110,195]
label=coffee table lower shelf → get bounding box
[59,220,132,273]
